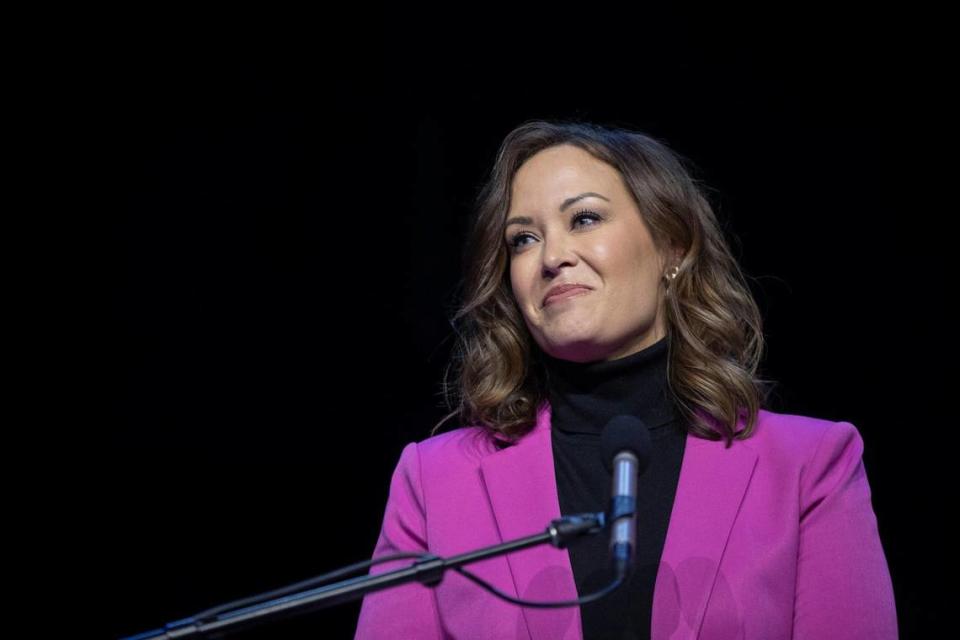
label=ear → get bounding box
[660,242,684,271]
[669,243,685,268]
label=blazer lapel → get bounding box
[651,418,758,640]
[479,402,582,640]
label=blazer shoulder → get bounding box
[412,423,501,466]
[750,408,864,460]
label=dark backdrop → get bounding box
[103,8,951,638]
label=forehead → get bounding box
[510,145,622,203]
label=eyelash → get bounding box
[508,209,602,250]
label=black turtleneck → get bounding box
[543,334,686,640]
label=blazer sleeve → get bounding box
[354,441,444,640]
[793,420,899,639]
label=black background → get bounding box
[101,7,952,638]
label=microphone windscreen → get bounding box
[600,415,653,475]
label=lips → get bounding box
[543,284,592,307]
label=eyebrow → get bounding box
[504,192,610,229]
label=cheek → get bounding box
[595,237,643,280]
[602,243,663,305]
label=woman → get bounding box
[354,120,897,639]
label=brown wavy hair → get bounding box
[431,119,777,448]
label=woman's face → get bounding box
[504,144,679,363]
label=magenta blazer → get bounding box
[355,402,898,639]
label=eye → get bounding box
[507,209,602,251]
[571,209,601,228]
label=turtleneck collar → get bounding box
[540,335,676,436]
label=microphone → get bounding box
[600,415,652,579]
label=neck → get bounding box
[541,335,676,435]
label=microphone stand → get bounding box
[123,512,606,639]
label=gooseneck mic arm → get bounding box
[121,512,609,639]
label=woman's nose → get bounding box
[540,236,578,275]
